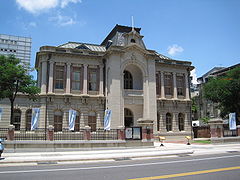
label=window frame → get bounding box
[25,109,32,131]
[71,66,82,91]
[54,65,65,90]
[178,113,185,131]
[124,70,133,89]
[54,110,63,132]
[164,73,173,96]
[166,113,172,132]
[176,75,185,96]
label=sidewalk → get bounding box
[0,142,239,166]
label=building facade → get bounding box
[0,25,194,139]
[0,34,31,64]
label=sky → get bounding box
[0,0,240,83]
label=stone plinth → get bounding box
[137,119,154,141]
[7,125,15,141]
[47,125,54,141]
[208,118,223,138]
[83,126,91,140]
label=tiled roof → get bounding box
[155,52,174,60]
[59,42,106,52]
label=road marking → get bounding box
[0,154,240,174]
[128,166,240,180]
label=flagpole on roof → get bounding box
[131,16,134,31]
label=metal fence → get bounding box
[14,128,47,141]
[54,129,84,140]
[91,129,118,140]
[0,128,119,141]
[223,129,238,137]
[0,128,8,140]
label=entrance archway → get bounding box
[124,108,133,127]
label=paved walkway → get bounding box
[0,142,239,166]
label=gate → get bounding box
[125,127,142,140]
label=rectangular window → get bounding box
[88,68,98,91]
[177,75,185,96]
[88,115,96,132]
[164,74,173,95]
[156,72,161,95]
[72,67,81,91]
[55,66,64,89]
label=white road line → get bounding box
[0,154,240,174]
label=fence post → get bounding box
[237,125,240,136]
[7,125,15,141]
[47,125,54,141]
[117,126,125,140]
[83,126,91,140]
[208,118,223,138]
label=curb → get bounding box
[0,150,194,165]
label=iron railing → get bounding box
[223,129,237,137]
[14,128,46,140]
[54,128,84,140]
[91,129,118,140]
[0,128,8,140]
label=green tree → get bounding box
[0,55,40,124]
[203,66,240,118]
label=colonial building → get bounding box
[0,24,194,139]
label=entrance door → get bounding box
[124,108,133,127]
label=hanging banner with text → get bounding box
[69,109,77,131]
[31,108,40,130]
[104,109,112,131]
[229,112,236,130]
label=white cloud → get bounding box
[49,13,77,26]
[60,0,82,8]
[190,69,198,84]
[16,0,58,14]
[16,0,82,14]
[167,44,184,56]
[29,22,37,27]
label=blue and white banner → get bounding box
[31,108,40,130]
[69,109,77,131]
[229,113,236,130]
[104,109,112,131]
[0,108,2,122]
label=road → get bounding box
[0,152,240,180]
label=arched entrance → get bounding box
[124,108,133,127]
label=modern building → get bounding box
[196,63,240,121]
[0,24,194,139]
[0,34,31,64]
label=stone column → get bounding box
[7,125,15,141]
[185,73,190,100]
[173,72,177,99]
[47,125,54,141]
[173,113,179,131]
[159,114,166,132]
[48,61,54,94]
[99,65,104,96]
[83,126,91,140]
[83,64,88,95]
[66,62,71,94]
[117,126,125,140]
[160,71,165,99]
[41,61,47,94]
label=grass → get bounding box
[192,140,211,144]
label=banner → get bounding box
[31,108,40,130]
[229,113,236,130]
[0,108,2,122]
[69,109,77,131]
[104,109,112,131]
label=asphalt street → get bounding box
[0,152,240,180]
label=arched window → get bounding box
[131,39,136,43]
[166,113,172,132]
[157,113,160,131]
[54,110,63,132]
[13,109,21,130]
[26,109,32,131]
[74,111,80,131]
[124,108,133,127]
[178,113,185,131]
[124,70,133,89]
[88,111,96,132]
